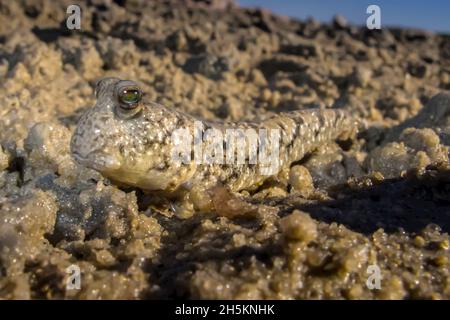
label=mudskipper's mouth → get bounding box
[71,151,122,172]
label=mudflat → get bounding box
[0,0,449,299]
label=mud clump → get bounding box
[1,0,450,299]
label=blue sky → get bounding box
[238,1,450,33]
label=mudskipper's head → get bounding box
[71,77,152,180]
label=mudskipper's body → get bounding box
[71,77,357,215]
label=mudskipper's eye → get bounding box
[114,80,144,118]
[117,87,142,109]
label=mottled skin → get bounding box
[71,77,357,215]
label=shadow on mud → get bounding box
[142,212,282,299]
[142,167,450,298]
[296,168,450,235]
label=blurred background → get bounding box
[239,0,450,33]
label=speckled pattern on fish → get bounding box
[71,77,358,197]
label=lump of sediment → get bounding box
[95,37,140,71]
[2,181,161,299]
[386,92,450,141]
[280,39,323,59]
[0,41,89,146]
[183,54,232,79]
[210,186,258,218]
[366,142,416,178]
[0,189,57,275]
[303,143,348,189]
[5,42,63,88]
[366,128,449,178]
[70,268,149,299]
[217,96,244,120]
[350,66,372,88]
[0,42,62,143]
[47,179,162,259]
[24,122,74,179]
[57,38,103,80]
[279,210,318,243]
[54,183,126,240]
[0,167,21,199]
[289,165,314,197]
[401,128,449,163]
[23,121,101,189]
[0,145,10,171]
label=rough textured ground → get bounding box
[1,0,450,299]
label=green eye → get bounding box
[118,87,142,109]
